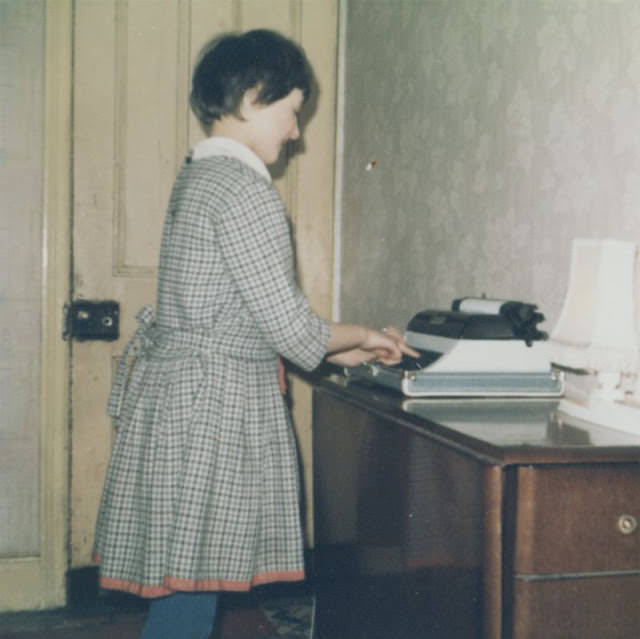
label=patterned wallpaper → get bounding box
[340,0,640,335]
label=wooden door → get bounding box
[0,0,71,611]
[71,0,337,570]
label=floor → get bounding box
[0,585,313,639]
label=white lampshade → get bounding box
[550,238,640,434]
[550,238,639,376]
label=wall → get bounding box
[339,0,640,335]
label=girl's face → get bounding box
[242,88,304,165]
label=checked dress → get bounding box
[93,137,330,598]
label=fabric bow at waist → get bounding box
[107,305,276,419]
[107,306,155,419]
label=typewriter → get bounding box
[345,297,564,398]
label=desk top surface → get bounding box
[314,374,640,465]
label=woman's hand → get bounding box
[326,325,419,368]
[362,326,419,365]
[379,326,420,360]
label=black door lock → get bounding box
[63,300,120,341]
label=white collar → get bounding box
[190,136,271,182]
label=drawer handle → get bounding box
[617,514,638,535]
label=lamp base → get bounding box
[557,394,640,436]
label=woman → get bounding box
[93,29,415,639]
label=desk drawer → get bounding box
[514,464,640,574]
[513,574,640,639]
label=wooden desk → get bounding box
[312,376,640,639]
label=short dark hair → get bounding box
[190,29,313,128]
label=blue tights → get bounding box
[140,592,219,639]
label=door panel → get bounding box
[0,0,44,559]
[72,0,186,566]
[71,0,337,568]
[0,0,71,611]
[114,1,187,275]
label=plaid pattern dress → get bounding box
[93,138,330,598]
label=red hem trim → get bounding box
[93,553,304,598]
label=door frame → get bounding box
[0,0,72,611]
[41,0,72,609]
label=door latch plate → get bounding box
[63,300,120,341]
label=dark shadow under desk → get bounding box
[311,375,640,639]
